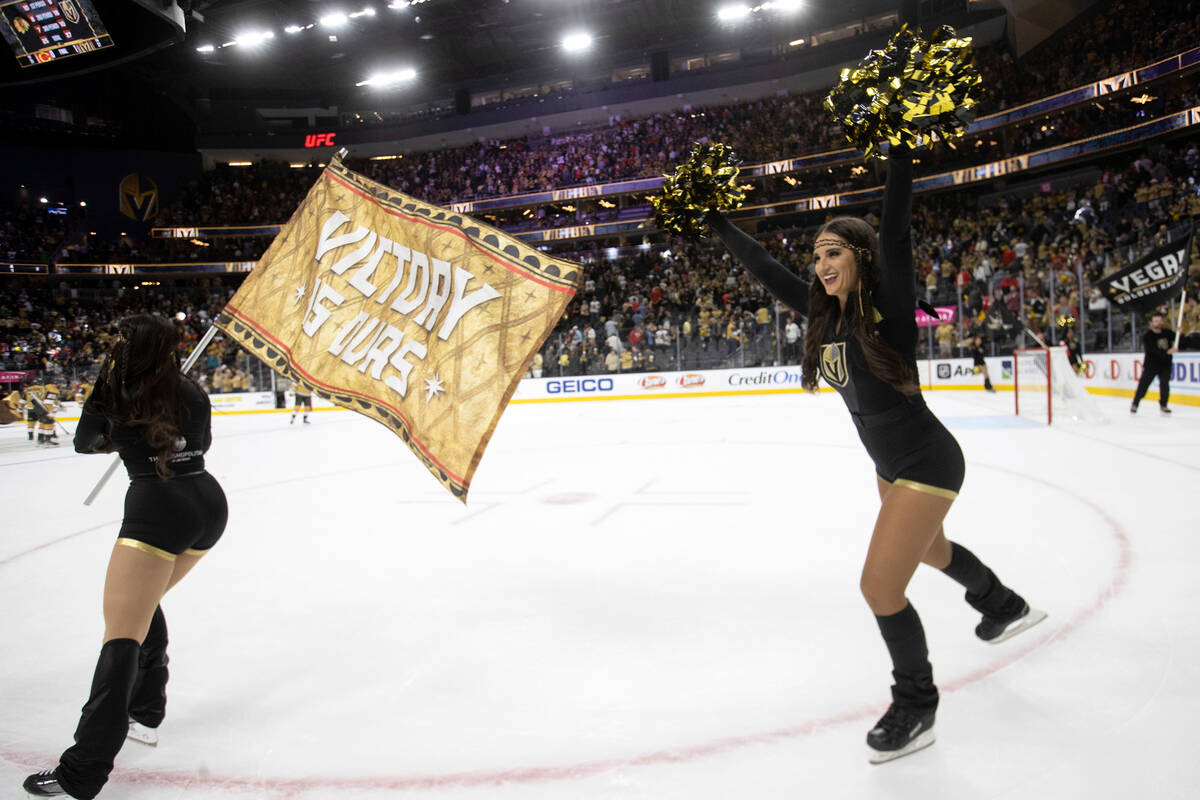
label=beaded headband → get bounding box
[813,237,872,258]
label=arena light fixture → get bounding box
[562,31,592,52]
[284,24,306,34]
[320,11,349,28]
[717,4,751,21]
[39,196,47,203]
[234,30,274,47]
[349,7,376,18]
[195,43,215,53]
[356,67,417,87]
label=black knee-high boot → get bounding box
[56,639,140,800]
[129,606,169,728]
[874,603,938,711]
[940,542,1025,620]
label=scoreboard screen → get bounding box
[0,0,113,69]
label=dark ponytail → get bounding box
[94,314,186,478]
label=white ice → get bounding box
[2,389,1198,799]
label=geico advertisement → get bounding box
[512,365,808,399]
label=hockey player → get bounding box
[24,384,59,446]
[965,335,995,392]
[1,388,23,425]
[291,385,312,424]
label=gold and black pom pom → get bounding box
[824,24,981,160]
[650,142,746,238]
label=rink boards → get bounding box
[47,352,1200,419]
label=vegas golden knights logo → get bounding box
[820,342,849,388]
[119,174,159,221]
[61,0,80,24]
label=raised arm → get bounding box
[876,146,916,320]
[706,212,809,315]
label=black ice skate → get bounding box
[866,704,936,764]
[976,602,1047,644]
[1160,406,1172,415]
[22,770,66,797]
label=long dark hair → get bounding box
[800,216,918,395]
[93,314,187,478]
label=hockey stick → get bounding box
[1023,326,1049,348]
[84,325,219,506]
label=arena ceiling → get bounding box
[143,0,913,108]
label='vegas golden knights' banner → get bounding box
[215,159,581,501]
[1101,231,1192,310]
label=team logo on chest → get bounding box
[820,342,849,388]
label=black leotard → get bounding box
[76,378,213,478]
[709,149,964,496]
[75,377,227,556]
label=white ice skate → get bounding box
[127,720,159,746]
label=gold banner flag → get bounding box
[215,159,581,501]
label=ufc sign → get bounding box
[304,132,338,148]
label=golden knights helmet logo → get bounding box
[119,174,159,221]
[820,342,849,388]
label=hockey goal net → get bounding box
[1014,346,1107,424]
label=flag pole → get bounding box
[1174,218,1194,349]
[83,324,220,506]
[1174,284,1187,350]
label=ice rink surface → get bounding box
[2,389,1198,799]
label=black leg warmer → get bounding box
[941,542,1025,619]
[129,605,169,728]
[875,603,938,711]
[56,638,140,800]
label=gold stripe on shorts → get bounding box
[182,547,211,557]
[115,538,177,562]
[892,479,958,501]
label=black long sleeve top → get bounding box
[1143,327,1175,365]
[708,149,921,416]
[75,378,213,479]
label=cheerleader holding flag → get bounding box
[655,25,1044,764]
